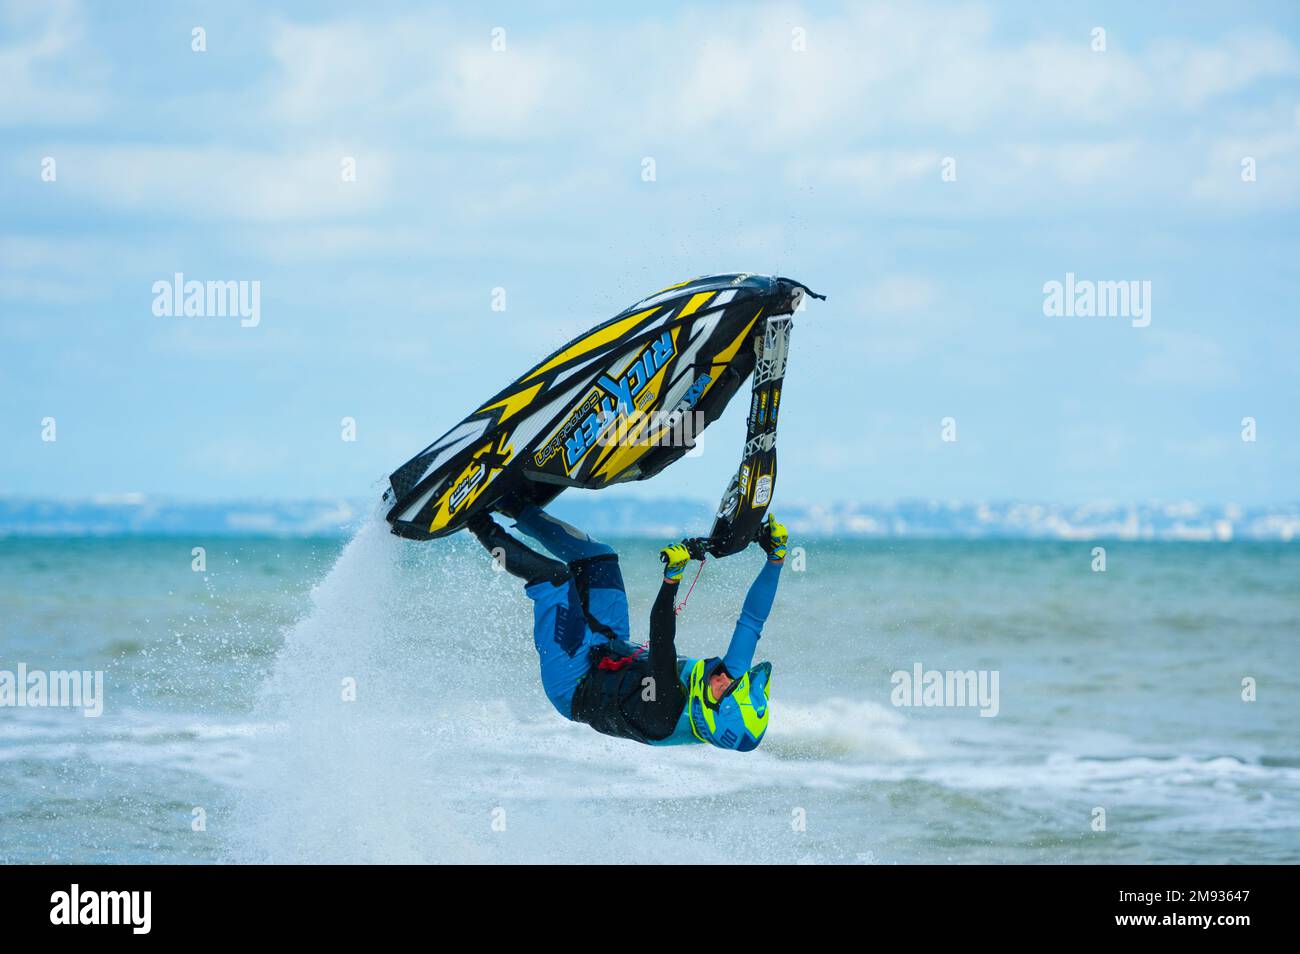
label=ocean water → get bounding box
[1,519,1297,864]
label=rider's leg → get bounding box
[468,513,569,587]
[469,513,594,717]
[569,554,631,642]
[512,504,615,563]
[511,505,630,642]
[526,578,597,718]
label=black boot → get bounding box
[469,513,570,586]
[493,488,531,520]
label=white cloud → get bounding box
[265,14,589,141]
[15,2,1300,233]
[1189,124,1300,208]
[253,5,1298,151]
[436,41,589,138]
[265,18,401,125]
[1149,30,1300,109]
[0,0,106,125]
[35,144,393,222]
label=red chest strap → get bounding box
[596,646,646,671]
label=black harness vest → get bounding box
[569,640,685,744]
[566,554,685,744]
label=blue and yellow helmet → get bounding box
[686,658,772,752]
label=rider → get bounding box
[468,501,787,750]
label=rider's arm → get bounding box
[721,554,783,676]
[648,576,680,670]
[643,576,684,733]
[648,542,689,682]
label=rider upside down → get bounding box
[468,502,787,751]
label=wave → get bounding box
[202,513,1300,863]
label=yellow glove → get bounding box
[659,542,691,582]
[757,515,788,562]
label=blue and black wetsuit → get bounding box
[472,505,782,745]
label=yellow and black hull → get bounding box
[384,274,821,542]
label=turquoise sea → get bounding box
[1,520,1297,863]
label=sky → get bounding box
[2,0,1298,507]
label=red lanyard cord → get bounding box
[675,559,706,615]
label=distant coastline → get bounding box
[1,496,1296,542]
